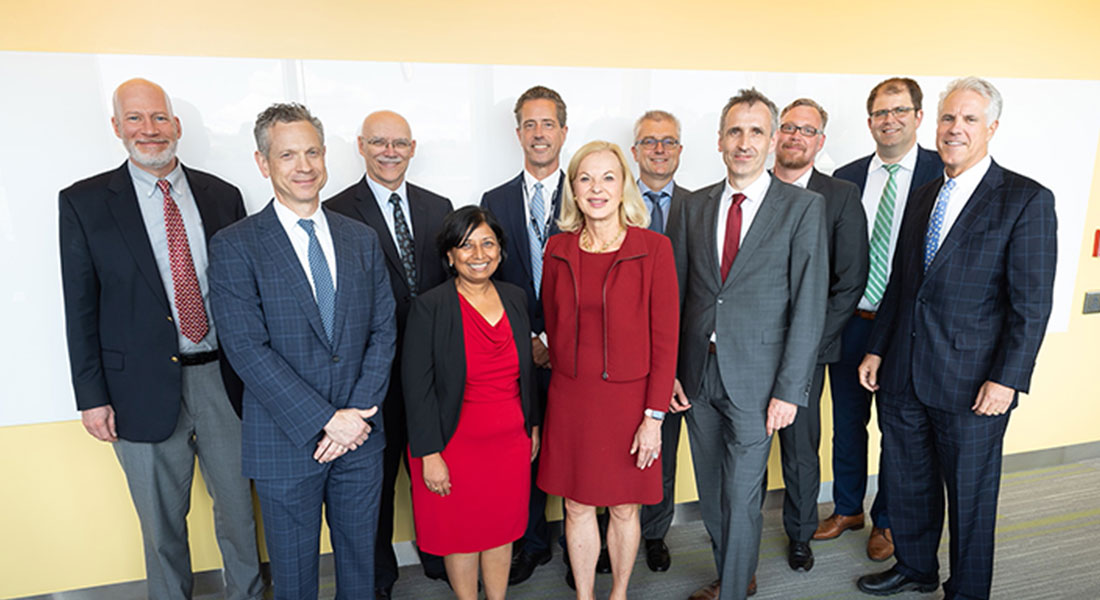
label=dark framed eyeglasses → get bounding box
[365,137,413,150]
[635,137,680,149]
[869,106,915,120]
[779,123,822,137]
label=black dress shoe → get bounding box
[508,548,552,585]
[645,538,671,572]
[857,567,938,596]
[374,585,392,599]
[596,547,612,574]
[787,540,814,572]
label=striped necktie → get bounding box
[923,178,957,272]
[864,164,900,305]
[529,182,546,297]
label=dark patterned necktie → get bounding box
[157,179,208,343]
[389,193,418,296]
[297,219,335,343]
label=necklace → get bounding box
[581,226,625,253]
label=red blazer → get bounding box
[542,227,679,412]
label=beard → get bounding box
[124,138,178,171]
[776,149,811,170]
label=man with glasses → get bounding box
[771,98,868,573]
[818,78,943,561]
[630,109,692,573]
[325,110,453,599]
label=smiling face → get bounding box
[937,89,998,178]
[111,79,181,177]
[572,150,625,226]
[447,222,502,286]
[358,111,416,191]
[718,101,776,188]
[255,120,328,213]
[631,117,682,185]
[868,90,922,158]
[516,98,567,174]
[775,105,825,172]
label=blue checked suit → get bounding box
[209,201,396,599]
[867,159,1056,599]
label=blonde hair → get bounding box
[558,140,649,233]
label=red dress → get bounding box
[408,294,531,555]
[537,249,662,506]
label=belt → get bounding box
[854,309,876,321]
[179,350,218,366]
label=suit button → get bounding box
[717,298,724,305]
[911,331,917,337]
[171,355,179,363]
[332,355,340,363]
[166,315,173,322]
[602,372,609,380]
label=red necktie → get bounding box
[158,179,209,344]
[720,193,746,282]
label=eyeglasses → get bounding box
[869,106,915,120]
[779,123,822,137]
[365,137,413,150]
[635,137,680,150]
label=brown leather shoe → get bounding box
[687,579,720,600]
[867,527,894,561]
[812,512,865,540]
[747,575,757,596]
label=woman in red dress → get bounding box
[538,141,680,600]
[403,206,540,600]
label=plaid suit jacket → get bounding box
[209,201,396,479]
[867,159,1057,412]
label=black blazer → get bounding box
[401,279,539,458]
[59,162,246,442]
[833,145,944,196]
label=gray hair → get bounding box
[253,103,325,156]
[719,88,778,136]
[633,110,682,141]
[939,77,1003,124]
[781,98,829,130]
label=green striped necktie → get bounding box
[864,163,901,305]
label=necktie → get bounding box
[864,163,901,305]
[389,193,418,296]
[298,219,335,343]
[923,178,956,272]
[529,182,546,297]
[646,191,666,235]
[157,179,208,344]
[720,193,746,282]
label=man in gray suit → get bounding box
[669,89,828,600]
[771,98,868,573]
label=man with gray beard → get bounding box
[59,78,263,600]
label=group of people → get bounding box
[59,73,1056,600]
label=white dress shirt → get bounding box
[523,169,560,233]
[272,199,338,299]
[715,170,772,264]
[857,144,919,312]
[365,175,412,247]
[937,154,992,240]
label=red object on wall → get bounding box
[1095,229,1100,257]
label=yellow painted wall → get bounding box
[3,1,1099,596]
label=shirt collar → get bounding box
[272,196,327,234]
[870,143,919,174]
[523,169,560,198]
[723,170,771,204]
[127,159,184,199]
[791,168,813,189]
[365,175,407,205]
[638,178,675,200]
[945,153,992,187]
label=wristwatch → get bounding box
[644,408,666,421]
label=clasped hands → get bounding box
[313,406,379,463]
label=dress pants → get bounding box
[641,410,683,540]
[827,316,889,526]
[255,449,383,600]
[684,354,771,600]
[113,361,263,600]
[879,387,1010,600]
[775,363,824,542]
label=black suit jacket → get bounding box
[807,170,869,363]
[480,171,564,334]
[659,183,692,236]
[59,161,246,442]
[401,279,538,458]
[833,145,944,197]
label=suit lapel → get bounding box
[700,182,723,284]
[329,210,357,348]
[723,179,783,289]
[407,184,437,290]
[257,202,330,346]
[105,163,170,312]
[548,171,565,237]
[924,161,1002,279]
[503,173,534,282]
[184,165,218,244]
[353,179,405,288]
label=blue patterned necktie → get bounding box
[298,219,335,343]
[923,178,957,272]
[389,193,418,296]
[645,190,666,235]
[529,182,546,298]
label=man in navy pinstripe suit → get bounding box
[209,103,396,600]
[856,78,1056,599]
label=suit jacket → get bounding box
[657,183,692,237]
[542,228,679,412]
[806,169,869,363]
[833,145,944,196]
[59,161,246,442]
[670,177,828,408]
[480,171,564,334]
[401,279,538,458]
[208,202,397,479]
[867,159,1056,412]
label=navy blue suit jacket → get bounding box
[833,145,944,197]
[59,161,246,442]
[208,202,396,479]
[867,160,1057,412]
[480,171,564,334]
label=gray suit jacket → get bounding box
[670,176,828,408]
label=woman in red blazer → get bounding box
[537,140,679,600]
